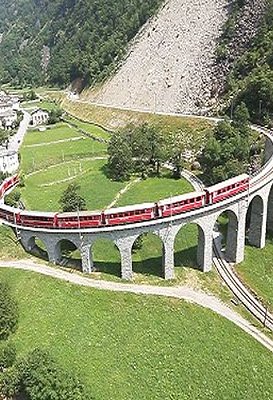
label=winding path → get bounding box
[1,260,273,353]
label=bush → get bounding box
[0,342,16,371]
[0,348,93,400]
[5,189,21,207]
[0,281,18,340]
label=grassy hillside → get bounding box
[1,268,273,400]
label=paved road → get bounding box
[8,110,31,153]
[1,260,273,353]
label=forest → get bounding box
[0,0,163,88]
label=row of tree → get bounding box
[107,123,202,181]
[200,103,263,184]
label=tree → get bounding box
[0,348,93,400]
[48,108,63,125]
[5,189,21,207]
[0,342,16,371]
[0,281,18,340]
[59,183,86,212]
[107,131,133,181]
[232,102,251,140]
[167,129,193,178]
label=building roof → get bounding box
[31,108,49,116]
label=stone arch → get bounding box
[26,235,49,261]
[132,231,164,278]
[55,239,81,270]
[174,222,206,271]
[90,237,121,278]
[247,195,266,248]
[213,210,239,262]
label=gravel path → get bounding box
[88,0,229,114]
[1,260,273,353]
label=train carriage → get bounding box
[157,191,206,217]
[56,211,102,229]
[206,174,249,204]
[18,210,58,228]
[0,204,20,224]
[0,175,20,199]
[104,202,155,225]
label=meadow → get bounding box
[0,267,272,400]
[236,237,273,310]
[19,121,194,212]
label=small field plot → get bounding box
[236,237,273,310]
[21,133,107,174]
[23,123,82,146]
[116,170,193,206]
[1,268,272,400]
[65,115,111,141]
[21,159,125,211]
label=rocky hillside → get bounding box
[85,0,229,114]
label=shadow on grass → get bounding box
[28,245,49,262]
[175,246,200,271]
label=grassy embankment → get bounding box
[236,238,273,311]
[0,267,272,400]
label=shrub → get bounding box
[0,281,18,340]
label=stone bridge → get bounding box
[13,128,273,281]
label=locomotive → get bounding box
[0,173,249,229]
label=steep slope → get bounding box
[86,0,229,114]
[0,0,163,88]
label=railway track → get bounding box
[212,239,273,331]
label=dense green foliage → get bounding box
[107,123,201,181]
[0,348,93,400]
[0,342,16,371]
[225,1,273,123]
[0,0,163,88]
[199,103,263,184]
[59,182,87,212]
[0,281,18,340]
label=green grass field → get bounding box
[236,237,273,309]
[21,159,125,211]
[24,123,82,145]
[20,127,107,174]
[0,268,272,400]
[0,226,29,260]
[20,122,194,212]
[116,171,193,206]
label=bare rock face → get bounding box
[86,0,229,115]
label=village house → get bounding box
[30,108,49,126]
[0,91,20,129]
[0,110,17,129]
[0,149,19,173]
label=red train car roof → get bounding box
[206,173,249,193]
[157,190,205,207]
[105,202,155,215]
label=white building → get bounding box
[0,110,17,129]
[31,109,49,126]
[0,150,19,173]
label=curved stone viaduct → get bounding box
[7,126,273,281]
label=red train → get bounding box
[0,173,249,229]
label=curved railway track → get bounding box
[213,240,273,331]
